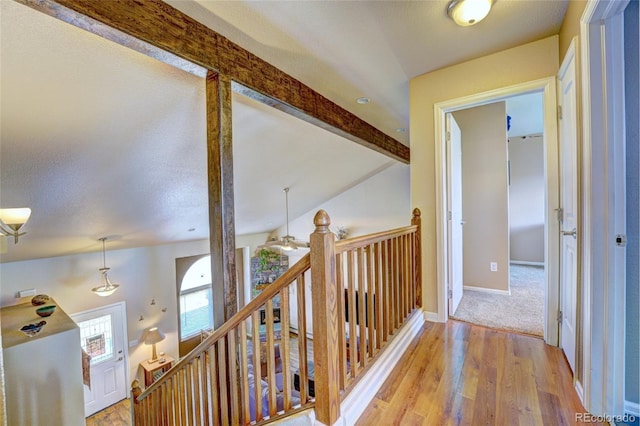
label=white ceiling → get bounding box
[0,0,567,263]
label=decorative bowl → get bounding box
[31,294,50,306]
[36,305,56,317]
[20,320,47,337]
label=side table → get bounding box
[140,355,174,387]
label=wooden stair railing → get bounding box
[131,208,422,426]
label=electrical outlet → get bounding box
[490,262,498,272]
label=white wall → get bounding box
[509,135,545,263]
[275,163,411,243]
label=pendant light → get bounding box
[264,188,309,251]
[91,237,120,297]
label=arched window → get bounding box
[176,254,213,355]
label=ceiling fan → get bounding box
[263,187,310,251]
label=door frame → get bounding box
[72,301,130,411]
[579,0,629,415]
[434,77,560,345]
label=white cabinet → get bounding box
[1,299,85,426]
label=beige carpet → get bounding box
[451,264,544,337]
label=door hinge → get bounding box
[447,210,452,220]
[446,131,451,142]
[555,207,563,223]
[615,234,627,247]
[448,289,453,299]
[557,310,563,324]
[558,105,563,120]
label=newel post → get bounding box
[411,208,422,307]
[310,210,340,425]
[130,379,142,425]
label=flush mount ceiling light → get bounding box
[447,0,493,26]
[91,237,120,297]
[264,188,309,251]
[356,97,370,104]
[0,208,32,244]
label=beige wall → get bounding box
[454,103,509,292]
[410,36,559,313]
[559,0,587,60]
[509,136,545,263]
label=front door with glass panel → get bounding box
[72,302,128,417]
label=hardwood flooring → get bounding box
[357,320,602,426]
[85,398,131,426]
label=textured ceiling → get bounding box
[0,0,568,263]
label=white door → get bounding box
[72,302,128,417]
[446,113,464,315]
[558,41,579,373]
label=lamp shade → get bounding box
[142,327,165,345]
[0,208,31,227]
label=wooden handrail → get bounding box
[335,225,418,253]
[138,253,311,400]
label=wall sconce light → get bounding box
[141,327,166,363]
[447,0,493,26]
[0,208,32,244]
[91,237,120,297]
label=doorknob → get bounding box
[117,357,123,361]
[562,228,577,239]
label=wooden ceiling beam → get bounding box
[25,0,410,163]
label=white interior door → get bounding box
[558,41,579,373]
[72,302,128,417]
[447,113,464,315]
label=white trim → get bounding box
[338,312,424,425]
[624,401,640,416]
[575,380,585,405]
[434,77,560,346]
[424,311,440,322]
[510,260,545,267]
[580,0,629,415]
[463,285,511,296]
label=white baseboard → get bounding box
[424,311,440,322]
[625,400,640,416]
[510,260,545,267]
[337,311,424,425]
[463,285,511,296]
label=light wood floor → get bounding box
[85,398,131,426]
[357,320,602,426]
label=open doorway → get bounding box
[434,77,560,346]
[446,93,546,337]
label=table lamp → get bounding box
[142,327,165,363]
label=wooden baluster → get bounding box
[265,299,278,416]
[217,339,229,425]
[412,208,422,307]
[366,245,375,358]
[208,346,220,426]
[186,363,195,424]
[239,321,251,424]
[381,240,389,342]
[280,288,292,411]
[309,210,340,425]
[228,329,240,424]
[296,275,309,403]
[335,252,347,389]
[400,234,407,319]
[374,242,383,351]
[167,376,175,426]
[251,310,263,422]
[193,359,202,426]
[199,353,209,426]
[347,249,357,377]
[357,247,367,367]
[394,236,401,330]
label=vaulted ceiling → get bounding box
[0,0,567,263]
